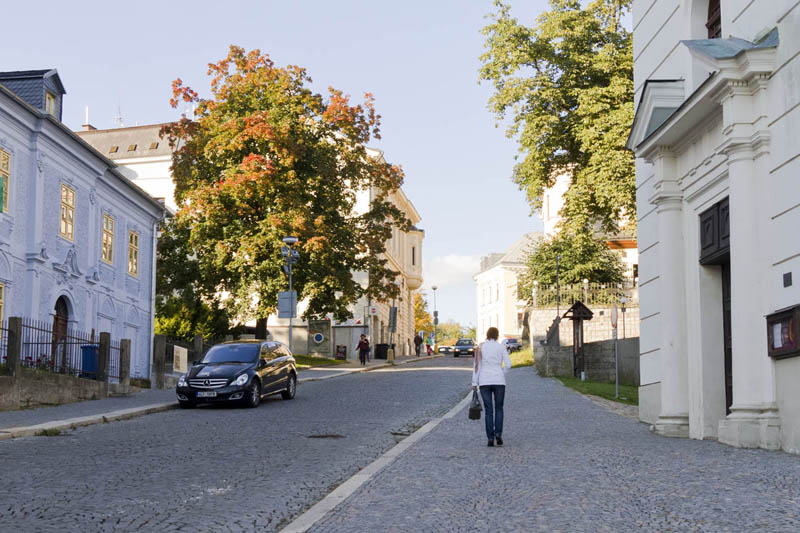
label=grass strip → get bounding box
[292,355,348,370]
[510,347,534,368]
[555,376,638,406]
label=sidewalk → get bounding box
[0,353,442,441]
[299,367,800,532]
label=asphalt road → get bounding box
[0,356,473,532]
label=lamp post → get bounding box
[620,296,628,339]
[432,285,438,348]
[281,236,299,353]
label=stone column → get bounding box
[7,317,22,378]
[98,332,110,398]
[153,335,166,389]
[717,76,780,450]
[119,338,131,388]
[650,151,690,437]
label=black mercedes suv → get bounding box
[176,340,297,408]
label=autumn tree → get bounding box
[480,0,634,235]
[414,293,433,335]
[161,46,409,326]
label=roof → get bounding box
[681,28,778,60]
[76,123,176,160]
[478,232,543,274]
[0,83,165,215]
[0,69,66,95]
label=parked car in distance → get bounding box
[437,345,453,355]
[505,338,522,352]
[176,340,297,408]
[453,338,476,357]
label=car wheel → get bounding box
[281,373,296,400]
[245,380,261,408]
[178,400,195,409]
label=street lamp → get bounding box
[620,296,628,339]
[281,236,300,353]
[431,285,438,349]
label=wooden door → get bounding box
[721,260,733,414]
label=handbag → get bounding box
[468,390,482,420]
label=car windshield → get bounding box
[202,344,260,364]
[455,339,473,346]
[507,339,518,343]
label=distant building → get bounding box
[77,123,176,212]
[0,70,163,377]
[627,0,800,454]
[474,233,542,341]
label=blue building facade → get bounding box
[0,70,163,378]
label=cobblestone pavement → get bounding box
[0,357,473,531]
[312,369,800,532]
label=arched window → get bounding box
[706,0,721,39]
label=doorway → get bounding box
[699,197,732,414]
[52,296,70,371]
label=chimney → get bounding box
[82,106,96,131]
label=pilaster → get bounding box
[648,149,690,438]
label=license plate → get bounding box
[197,391,217,398]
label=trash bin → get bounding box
[81,344,99,379]
[375,343,389,360]
[335,345,347,360]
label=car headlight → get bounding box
[177,375,187,387]
[232,374,249,387]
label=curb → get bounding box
[0,355,449,440]
[280,387,472,533]
[0,402,177,441]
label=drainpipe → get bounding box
[148,216,161,379]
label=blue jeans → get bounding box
[480,385,505,440]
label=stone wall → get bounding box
[535,337,640,386]
[0,368,136,411]
[530,306,640,346]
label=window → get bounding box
[128,230,139,277]
[149,142,159,150]
[101,214,114,264]
[0,148,9,213]
[707,0,721,39]
[109,146,119,154]
[127,144,137,152]
[45,92,56,116]
[60,184,75,241]
[496,285,500,301]
[412,246,416,266]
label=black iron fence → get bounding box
[109,338,122,382]
[19,318,96,377]
[0,319,8,368]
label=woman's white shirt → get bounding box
[472,340,512,387]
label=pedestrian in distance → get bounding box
[425,335,433,355]
[413,333,423,356]
[357,334,370,367]
[472,326,512,447]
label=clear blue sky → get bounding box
[2,0,550,327]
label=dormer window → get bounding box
[45,92,56,116]
[109,146,119,154]
[707,0,721,39]
[127,144,137,152]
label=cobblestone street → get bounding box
[0,357,473,531]
[312,367,800,532]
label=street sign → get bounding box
[433,317,439,325]
[610,302,618,329]
[388,306,398,332]
[367,305,379,316]
[433,310,438,317]
[278,291,297,318]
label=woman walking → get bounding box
[472,327,512,447]
[357,334,370,367]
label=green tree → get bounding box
[437,320,468,345]
[480,0,634,235]
[517,231,626,299]
[414,293,433,335]
[155,218,233,340]
[162,46,409,325]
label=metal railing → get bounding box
[531,282,639,309]
[18,318,97,377]
[0,319,8,368]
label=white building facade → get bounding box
[628,0,800,453]
[0,70,163,378]
[475,233,541,341]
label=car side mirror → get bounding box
[258,359,267,368]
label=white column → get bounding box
[717,77,780,449]
[650,151,690,437]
